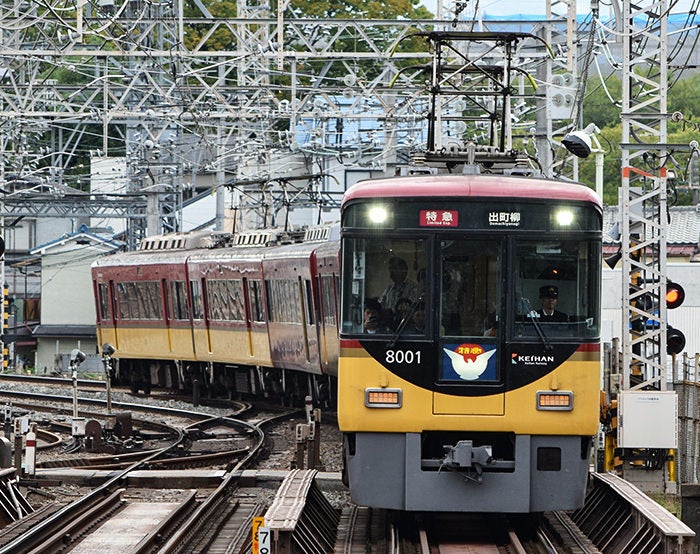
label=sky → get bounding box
[424,0,695,18]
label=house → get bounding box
[27,225,122,373]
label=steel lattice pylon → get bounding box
[619,0,670,391]
[0,2,579,238]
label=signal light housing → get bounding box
[667,327,686,355]
[666,281,685,309]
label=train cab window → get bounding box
[513,239,600,339]
[341,238,426,335]
[439,239,501,339]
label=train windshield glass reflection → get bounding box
[342,239,427,335]
[341,236,600,341]
[513,239,600,339]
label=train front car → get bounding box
[338,174,602,513]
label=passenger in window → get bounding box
[537,285,568,322]
[408,301,426,334]
[379,257,418,313]
[483,311,498,336]
[441,266,463,333]
[364,298,390,334]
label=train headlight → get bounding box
[554,209,575,226]
[536,391,573,411]
[365,388,402,408]
[368,206,388,224]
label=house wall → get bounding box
[34,244,108,372]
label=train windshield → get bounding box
[341,238,427,335]
[513,239,600,339]
[341,235,600,341]
[440,239,501,338]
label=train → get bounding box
[92,225,340,404]
[92,172,602,513]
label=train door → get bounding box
[433,238,504,415]
[162,278,174,353]
[314,275,327,367]
[300,277,320,369]
[95,280,118,349]
[318,273,339,375]
[189,277,211,357]
[245,277,272,365]
[165,279,194,359]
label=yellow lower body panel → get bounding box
[338,348,599,436]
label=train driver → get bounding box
[537,285,568,322]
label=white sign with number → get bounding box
[258,526,270,553]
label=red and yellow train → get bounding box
[92,226,339,403]
[92,172,602,513]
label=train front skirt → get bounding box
[344,432,591,512]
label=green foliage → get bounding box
[183,0,238,51]
[289,0,431,19]
[577,72,700,205]
[583,74,622,130]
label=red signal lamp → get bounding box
[666,282,685,309]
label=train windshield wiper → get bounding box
[523,298,553,352]
[389,295,423,348]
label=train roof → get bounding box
[92,224,339,269]
[92,247,194,268]
[343,174,602,208]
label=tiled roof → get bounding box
[604,206,700,246]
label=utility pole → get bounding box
[0,3,583,243]
[616,0,678,493]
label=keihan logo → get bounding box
[443,343,495,381]
[511,352,555,365]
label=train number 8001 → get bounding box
[385,349,422,364]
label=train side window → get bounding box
[207,280,227,320]
[304,279,315,325]
[190,280,204,320]
[264,280,274,321]
[321,275,337,326]
[98,283,112,320]
[228,280,245,321]
[138,282,162,319]
[247,279,266,323]
[266,279,302,323]
[116,282,132,319]
[170,281,190,320]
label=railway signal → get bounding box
[666,281,686,355]
[666,281,685,310]
[2,283,8,369]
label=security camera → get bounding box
[70,349,86,365]
[562,130,593,158]
[102,343,115,356]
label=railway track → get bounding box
[0,394,270,552]
[0,376,693,552]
